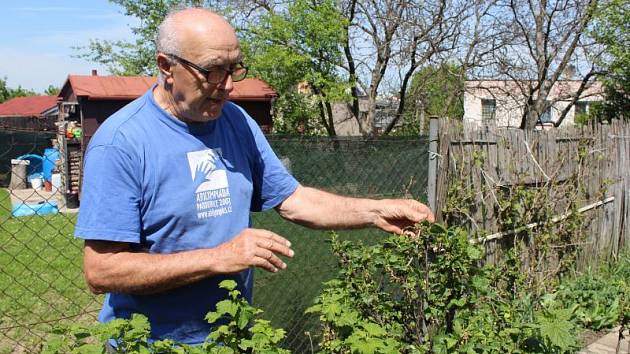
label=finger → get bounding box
[255,248,287,270]
[376,221,405,235]
[252,256,280,273]
[254,229,292,247]
[258,241,295,257]
[255,237,294,258]
[405,201,435,223]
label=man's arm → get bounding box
[83,228,294,295]
[276,185,435,234]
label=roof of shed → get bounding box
[60,75,277,101]
[0,96,58,117]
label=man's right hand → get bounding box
[210,228,294,274]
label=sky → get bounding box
[0,1,137,92]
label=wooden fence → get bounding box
[428,119,630,265]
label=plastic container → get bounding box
[30,177,43,190]
[51,173,62,192]
[16,154,43,177]
[43,148,60,182]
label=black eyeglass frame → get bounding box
[165,53,248,84]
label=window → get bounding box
[573,101,591,124]
[575,101,589,115]
[481,99,496,121]
[539,101,553,123]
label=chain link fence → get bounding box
[0,130,429,353]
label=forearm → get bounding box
[277,186,378,229]
[84,246,223,295]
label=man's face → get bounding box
[169,48,242,123]
[160,14,243,123]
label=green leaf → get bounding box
[205,311,223,324]
[362,323,387,337]
[73,343,104,354]
[215,300,238,317]
[237,311,250,330]
[538,318,575,349]
[466,246,482,260]
[218,280,238,291]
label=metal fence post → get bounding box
[427,117,439,212]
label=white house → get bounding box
[463,80,604,129]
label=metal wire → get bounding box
[0,130,430,353]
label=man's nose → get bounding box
[218,75,234,92]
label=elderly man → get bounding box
[75,8,434,346]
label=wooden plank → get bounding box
[437,120,630,265]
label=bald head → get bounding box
[156,8,241,65]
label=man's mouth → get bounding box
[208,97,227,104]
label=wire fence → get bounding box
[0,129,430,353]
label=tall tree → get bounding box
[484,0,603,129]
[242,0,350,136]
[400,64,465,135]
[340,0,468,135]
[76,0,218,75]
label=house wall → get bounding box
[463,80,604,129]
[332,102,363,136]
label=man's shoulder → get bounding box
[221,101,259,132]
[88,91,155,148]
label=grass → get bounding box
[0,188,388,353]
[0,189,101,353]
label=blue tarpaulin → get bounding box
[11,201,59,217]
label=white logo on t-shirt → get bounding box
[186,149,232,219]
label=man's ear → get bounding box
[156,53,174,83]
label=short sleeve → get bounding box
[74,145,141,243]
[248,120,299,212]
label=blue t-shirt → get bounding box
[74,87,299,344]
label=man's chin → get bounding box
[179,111,221,124]
[203,100,225,118]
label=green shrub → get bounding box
[41,280,290,354]
[307,222,585,353]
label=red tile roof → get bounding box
[65,75,156,100]
[0,96,58,117]
[230,78,278,101]
[62,75,277,101]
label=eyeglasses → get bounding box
[166,53,248,84]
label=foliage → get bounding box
[398,64,465,135]
[44,85,61,96]
[555,254,630,330]
[203,280,290,353]
[41,280,289,353]
[241,0,350,135]
[77,0,348,135]
[308,222,585,353]
[269,91,326,136]
[0,77,37,103]
[75,0,217,76]
[592,0,630,121]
